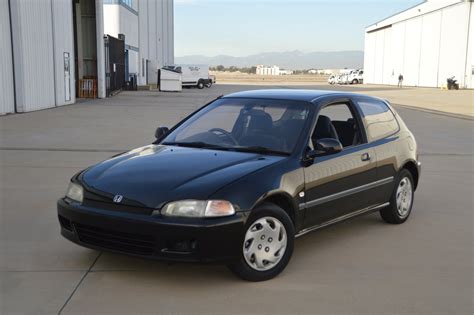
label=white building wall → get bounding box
[437,2,470,87]
[138,0,149,84]
[363,31,376,83]
[373,30,384,83]
[103,5,120,37]
[103,3,139,76]
[364,0,473,88]
[390,22,405,85]
[1,0,173,115]
[136,0,174,85]
[6,0,76,113]
[96,0,106,98]
[418,10,442,87]
[465,2,474,89]
[52,0,75,106]
[120,8,139,48]
[382,27,392,84]
[402,17,422,87]
[0,0,15,115]
[9,0,56,112]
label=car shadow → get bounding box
[89,212,387,282]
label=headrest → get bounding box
[314,115,337,139]
[247,110,273,132]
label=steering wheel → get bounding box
[209,128,239,145]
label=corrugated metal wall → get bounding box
[466,2,473,89]
[8,0,75,113]
[10,0,56,112]
[0,0,15,115]
[364,1,472,88]
[418,11,441,87]
[136,0,174,86]
[52,0,75,106]
[437,3,470,88]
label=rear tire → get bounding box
[197,80,204,89]
[380,169,414,224]
[227,203,294,281]
[351,79,358,84]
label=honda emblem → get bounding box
[113,195,123,203]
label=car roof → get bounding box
[222,89,369,103]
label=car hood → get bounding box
[81,145,285,208]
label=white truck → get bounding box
[162,64,212,89]
[347,69,364,84]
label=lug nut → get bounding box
[261,235,265,240]
[268,237,273,242]
[265,247,270,252]
[258,244,262,250]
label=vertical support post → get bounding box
[95,0,106,98]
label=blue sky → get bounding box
[175,0,422,57]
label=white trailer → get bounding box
[159,67,182,92]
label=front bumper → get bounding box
[57,199,248,262]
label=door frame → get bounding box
[300,96,377,228]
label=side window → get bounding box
[357,99,399,142]
[312,103,363,148]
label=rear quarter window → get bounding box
[357,99,399,142]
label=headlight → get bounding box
[160,200,235,218]
[66,182,83,203]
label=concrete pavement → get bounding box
[1,85,473,314]
[218,81,474,118]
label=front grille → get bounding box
[82,198,153,215]
[74,223,156,256]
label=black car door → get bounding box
[302,98,378,229]
[354,96,402,205]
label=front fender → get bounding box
[209,159,304,223]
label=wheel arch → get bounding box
[253,192,298,226]
[400,160,419,190]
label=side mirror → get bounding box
[303,138,343,166]
[315,138,343,155]
[155,126,169,141]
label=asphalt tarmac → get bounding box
[1,84,472,314]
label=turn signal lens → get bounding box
[205,200,235,217]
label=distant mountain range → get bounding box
[175,50,364,70]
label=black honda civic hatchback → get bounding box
[58,89,421,281]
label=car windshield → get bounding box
[162,98,311,155]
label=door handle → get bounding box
[361,152,371,161]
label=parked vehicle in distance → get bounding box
[58,89,421,281]
[447,76,459,90]
[348,69,364,84]
[207,74,216,87]
[327,75,336,85]
[162,64,212,89]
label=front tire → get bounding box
[380,169,414,224]
[227,203,294,281]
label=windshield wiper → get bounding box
[162,142,290,156]
[162,141,229,150]
[230,146,290,156]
